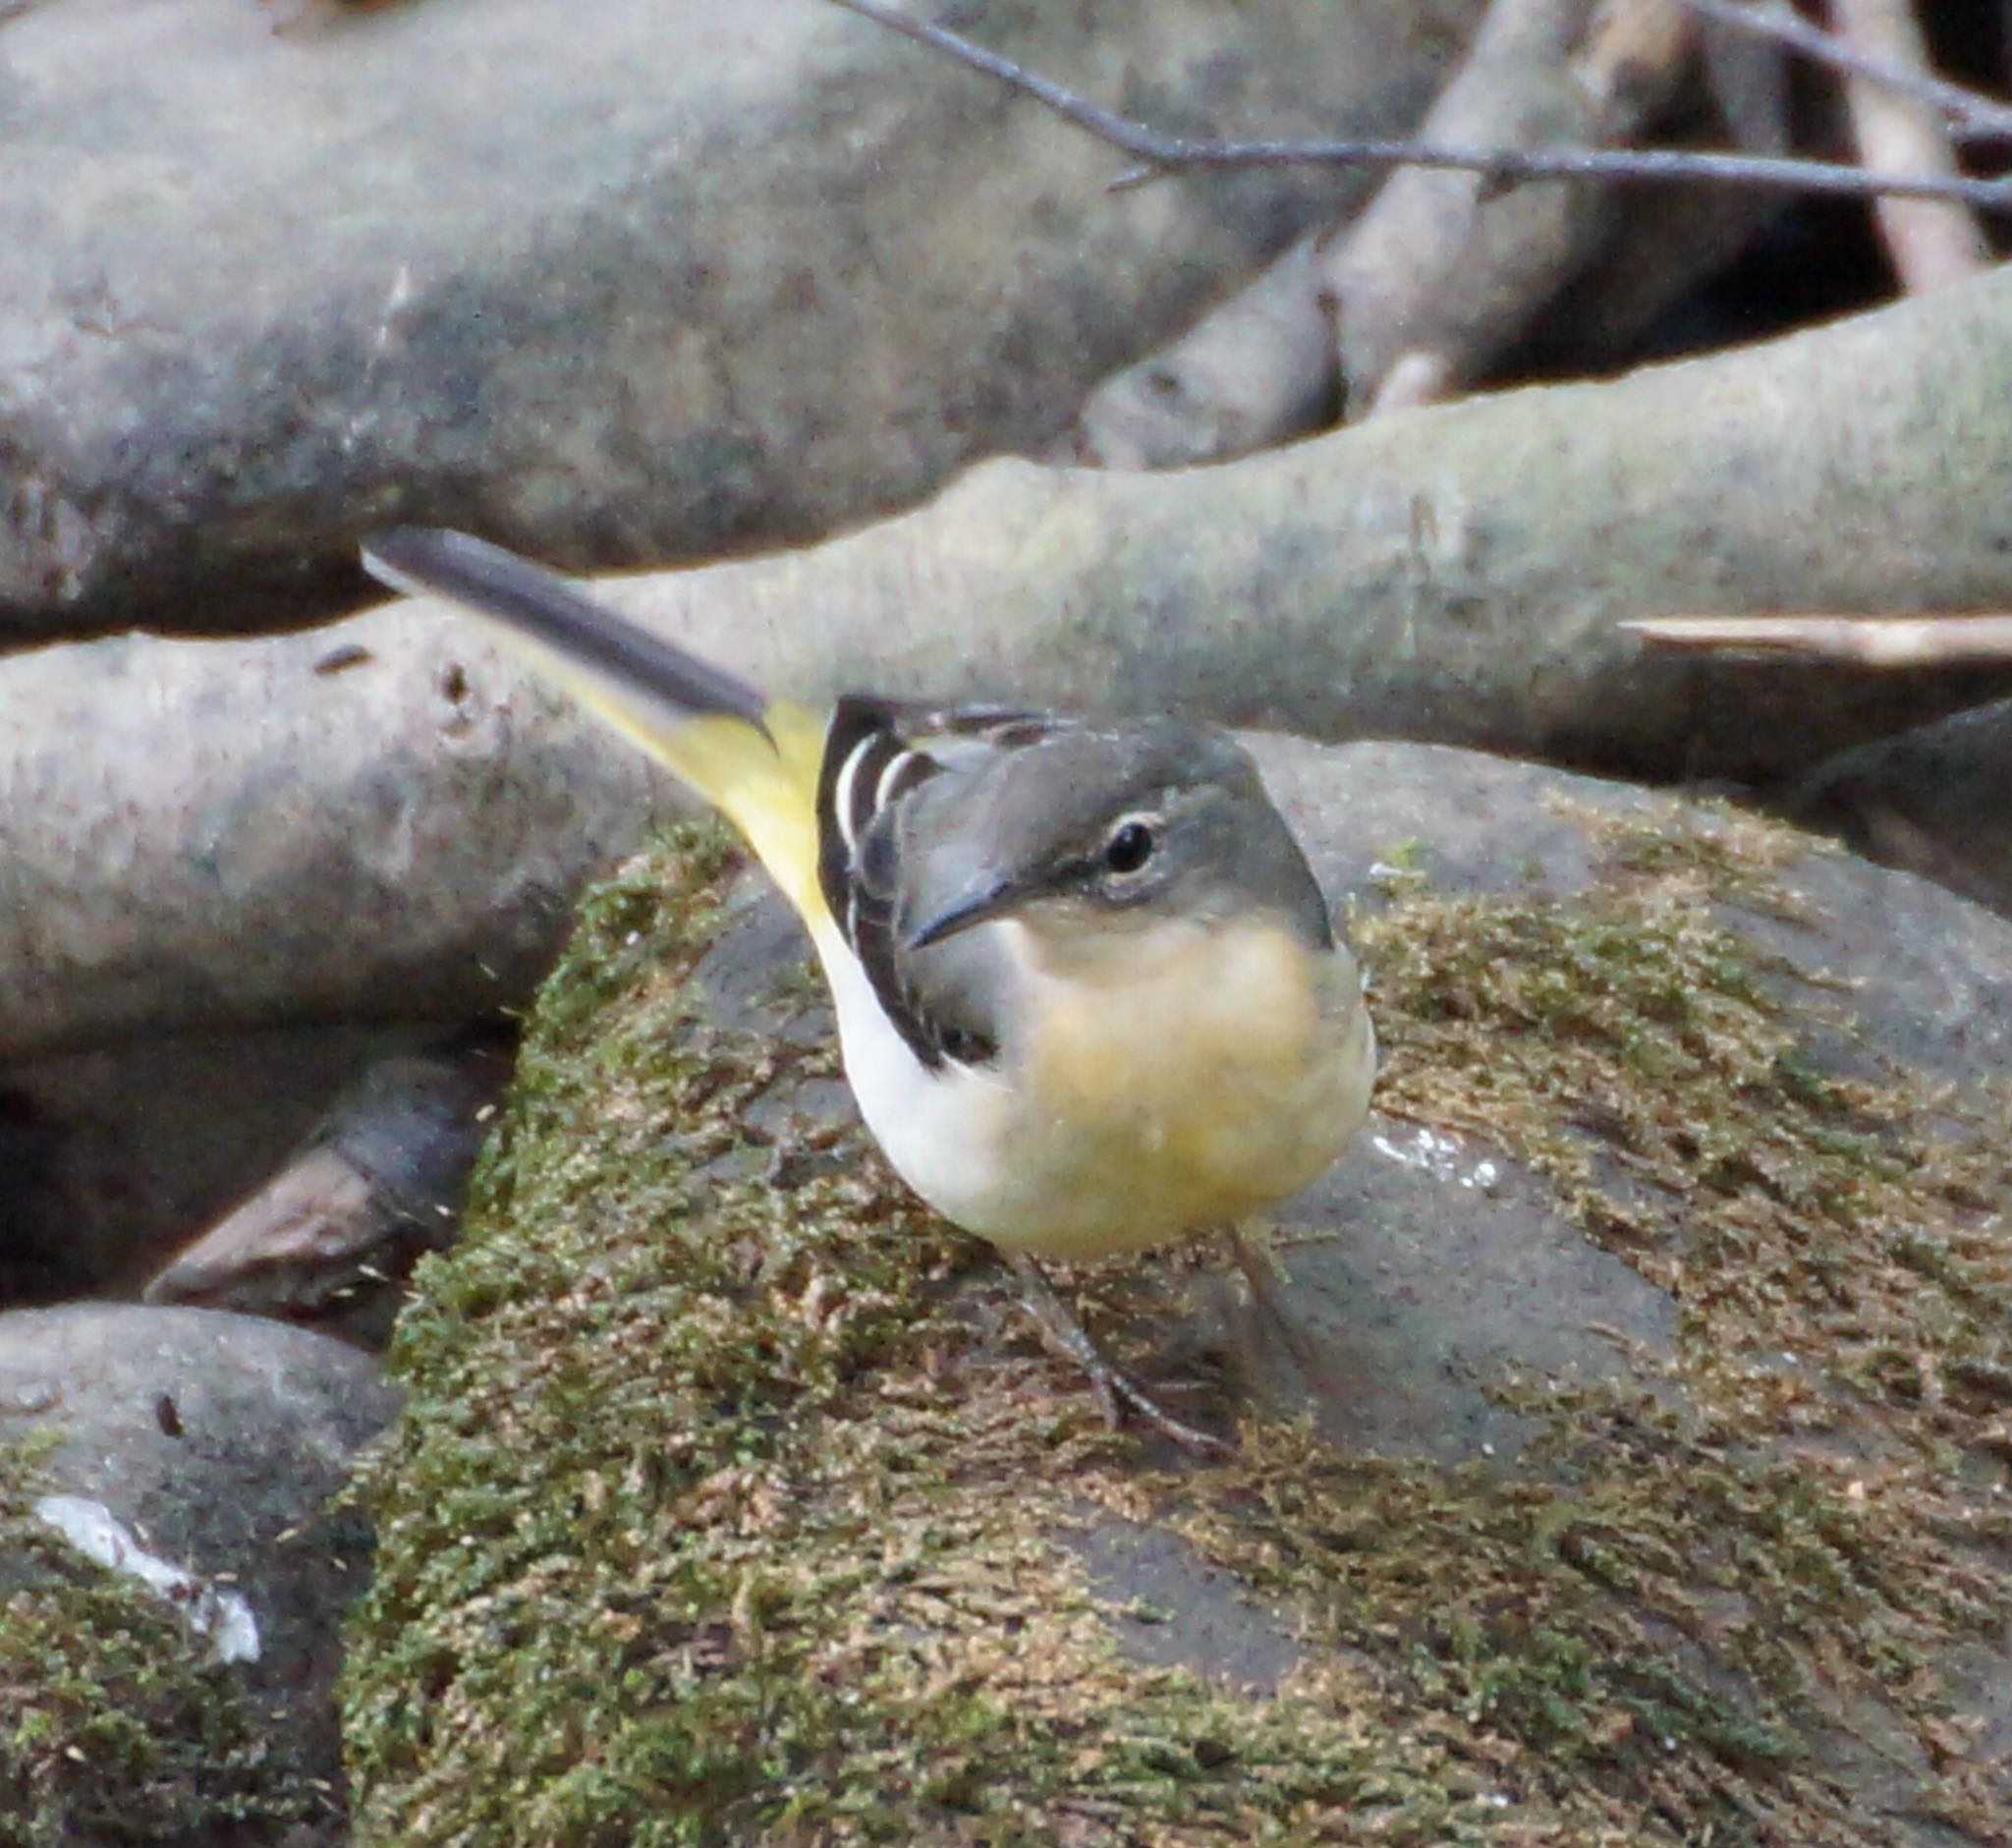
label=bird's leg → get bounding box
[1005,1251,1229,1457]
[1229,1226,1292,1324]
[1229,1224,1328,1380]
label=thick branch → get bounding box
[1828,0,1990,292]
[1328,0,1695,420]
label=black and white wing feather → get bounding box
[814,697,1055,1071]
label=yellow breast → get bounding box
[975,915,1374,1260]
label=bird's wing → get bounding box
[362,528,831,930]
[813,698,1061,1071]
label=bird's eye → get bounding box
[1103,819,1155,874]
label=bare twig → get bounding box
[1675,0,2012,141]
[1624,613,2012,664]
[826,0,2012,211]
[1828,0,1990,292]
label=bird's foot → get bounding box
[1006,1252,1230,1458]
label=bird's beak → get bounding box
[902,875,1027,951]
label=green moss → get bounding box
[0,1445,322,1848]
[1357,807,2012,1410]
[344,811,2012,1846]
[1318,805,2011,1826]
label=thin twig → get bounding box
[1623,613,2012,664]
[826,0,2012,211]
[1675,0,2012,141]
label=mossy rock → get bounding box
[0,1301,395,1847]
[0,1442,325,1848]
[343,743,2012,1845]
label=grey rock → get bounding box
[1062,743,2012,1840]
[1790,693,2012,924]
[1068,1515,1310,1692]
[0,0,1473,642]
[1251,1116,1676,1460]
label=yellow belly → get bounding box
[967,917,1374,1260]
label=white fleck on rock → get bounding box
[33,1493,261,1665]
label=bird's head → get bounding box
[894,722,1334,960]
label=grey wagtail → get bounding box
[362,528,1375,1450]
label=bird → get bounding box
[361,528,1375,1450]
